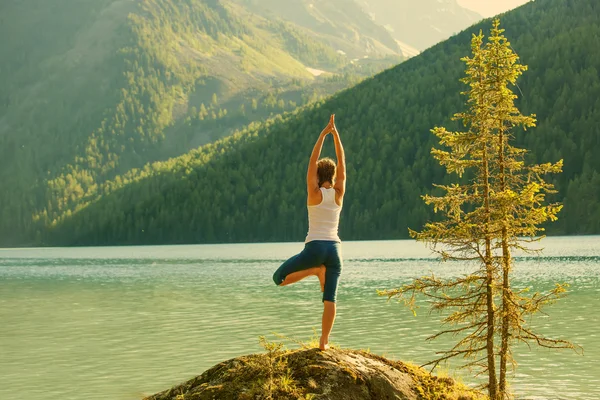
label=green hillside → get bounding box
[0,0,407,246]
[41,0,600,246]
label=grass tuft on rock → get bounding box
[144,337,485,400]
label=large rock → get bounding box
[144,348,484,399]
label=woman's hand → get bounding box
[330,114,339,135]
[321,114,336,136]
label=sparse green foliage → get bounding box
[257,336,294,399]
[380,19,580,400]
[271,328,341,351]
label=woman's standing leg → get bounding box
[320,242,342,350]
[320,301,336,350]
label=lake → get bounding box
[0,237,598,400]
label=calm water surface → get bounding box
[1,237,598,400]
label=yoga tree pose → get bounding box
[273,114,346,351]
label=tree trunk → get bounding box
[499,228,511,398]
[482,146,498,400]
[498,119,511,398]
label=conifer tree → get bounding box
[380,20,579,400]
[483,20,578,397]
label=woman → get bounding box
[272,114,346,351]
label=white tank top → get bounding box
[305,187,342,243]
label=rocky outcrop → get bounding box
[144,347,484,400]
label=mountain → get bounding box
[244,0,483,53]
[236,0,403,58]
[0,0,407,246]
[40,0,600,246]
[356,0,482,50]
[0,0,489,247]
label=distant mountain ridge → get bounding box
[236,0,403,57]
[356,0,482,50]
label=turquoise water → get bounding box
[0,237,598,400]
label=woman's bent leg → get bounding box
[272,243,326,288]
[281,265,325,290]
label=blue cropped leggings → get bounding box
[273,240,343,303]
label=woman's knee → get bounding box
[322,272,340,302]
[322,292,337,303]
[273,269,284,286]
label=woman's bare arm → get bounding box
[307,120,332,193]
[331,116,346,196]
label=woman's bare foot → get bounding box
[319,336,330,351]
[316,265,326,292]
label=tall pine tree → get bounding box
[380,20,579,400]
[483,20,578,397]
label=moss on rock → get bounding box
[144,347,485,400]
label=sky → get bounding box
[457,0,532,17]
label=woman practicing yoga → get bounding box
[273,114,346,351]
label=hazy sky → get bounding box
[457,0,531,17]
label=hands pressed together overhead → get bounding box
[321,114,338,136]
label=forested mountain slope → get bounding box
[42,0,600,246]
[0,0,407,246]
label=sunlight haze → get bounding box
[457,0,532,17]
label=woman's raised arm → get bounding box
[331,115,346,195]
[307,118,333,192]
